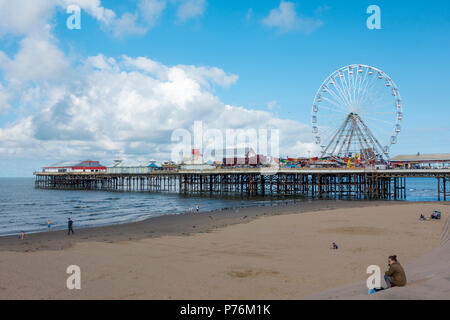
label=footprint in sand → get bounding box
[227,268,280,279]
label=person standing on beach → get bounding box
[68,218,74,235]
[196,205,199,213]
[47,220,51,231]
[384,255,406,288]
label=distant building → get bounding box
[43,160,106,173]
[179,159,216,171]
[161,161,178,171]
[179,149,217,170]
[221,147,266,167]
[390,153,450,169]
[107,160,161,174]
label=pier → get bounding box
[34,169,450,201]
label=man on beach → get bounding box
[68,218,74,235]
[384,255,407,288]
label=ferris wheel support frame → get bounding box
[320,112,387,161]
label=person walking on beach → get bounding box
[196,205,199,213]
[68,218,74,235]
[384,255,406,288]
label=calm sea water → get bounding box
[0,177,441,236]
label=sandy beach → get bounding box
[0,200,448,299]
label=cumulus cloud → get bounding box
[262,1,322,34]
[0,54,318,162]
[0,35,70,83]
[0,0,56,37]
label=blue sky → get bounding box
[0,0,449,176]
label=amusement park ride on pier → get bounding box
[312,64,403,166]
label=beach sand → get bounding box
[0,201,447,299]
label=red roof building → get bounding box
[43,160,107,173]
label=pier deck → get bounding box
[34,168,450,200]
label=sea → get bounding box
[0,177,442,236]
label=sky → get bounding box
[0,0,449,176]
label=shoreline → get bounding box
[0,200,437,253]
[0,196,332,238]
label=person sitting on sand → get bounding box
[331,242,339,250]
[431,211,441,220]
[384,255,407,288]
[419,214,425,220]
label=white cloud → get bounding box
[0,0,116,37]
[0,54,318,162]
[176,0,206,22]
[138,0,166,23]
[0,0,56,37]
[0,0,207,41]
[111,12,148,38]
[110,0,168,37]
[0,84,11,112]
[176,65,239,88]
[86,54,118,72]
[0,35,70,83]
[262,1,322,33]
[122,55,169,78]
[62,0,116,25]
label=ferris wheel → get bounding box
[311,64,402,161]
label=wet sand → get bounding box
[0,201,447,299]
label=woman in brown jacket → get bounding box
[384,255,407,288]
